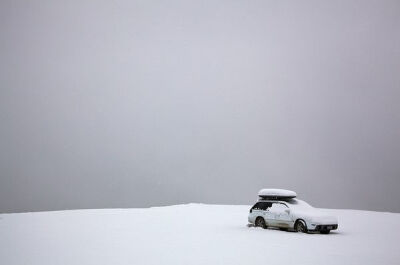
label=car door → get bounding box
[250,202,274,225]
[258,202,273,225]
[269,202,293,228]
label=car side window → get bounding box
[261,202,272,210]
[252,202,272,211]
[251,203,261,210]
[270,203,288,213]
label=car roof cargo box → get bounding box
[258,189,297,201]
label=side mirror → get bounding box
[250,209,253,213]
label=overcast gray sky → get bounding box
[1,0,399,213]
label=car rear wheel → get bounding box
[255,217,267,229]
[295,220,308,233]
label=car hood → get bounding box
[292,209,338,224]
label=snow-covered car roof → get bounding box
[258,189,297,200]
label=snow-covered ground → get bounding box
[1,204,399,265]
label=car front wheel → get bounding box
[295,220,308,233]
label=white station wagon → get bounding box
[248,189,338,234]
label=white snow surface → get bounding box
[1,204,399,265]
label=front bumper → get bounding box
[313,224,338,231]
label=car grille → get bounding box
[315,224,338,230]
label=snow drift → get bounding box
[1,204,399,265]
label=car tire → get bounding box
[320,230,331,234]
[255,217,267,229]
[295,220,308,233]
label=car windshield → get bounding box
[285,198,313,210]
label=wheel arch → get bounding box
[255,216,267,228]
[294,218,307,228]
[255,216,266,223]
